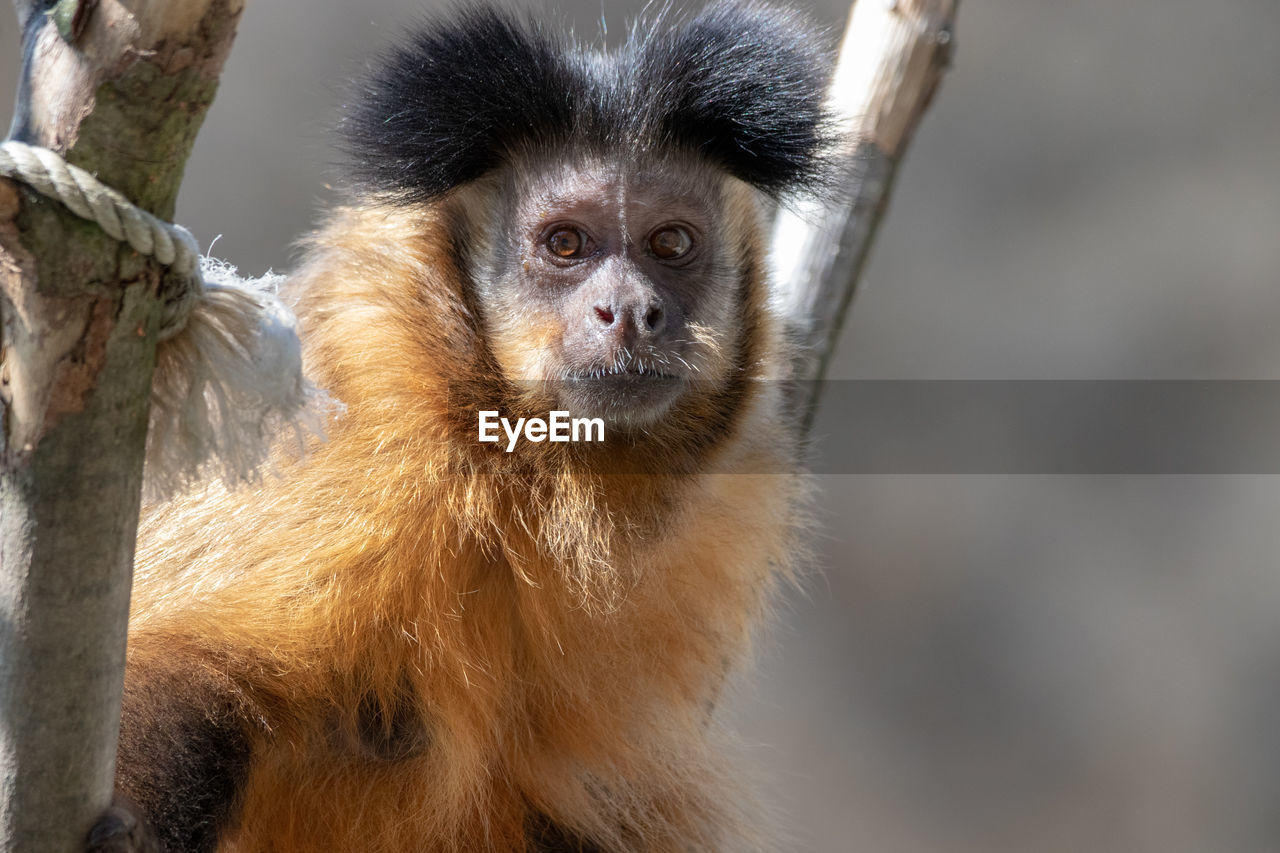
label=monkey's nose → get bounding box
[592,300,666,340]
[643,304,665,334]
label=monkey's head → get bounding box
[340,1,831,437]
[459,150,768,429]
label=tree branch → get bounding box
[775,0,958,431]
[0,1,242,850]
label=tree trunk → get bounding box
[0,2,242,850]
[775,0,959,431]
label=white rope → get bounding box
[0,140,204,339]
[0,139,331,499]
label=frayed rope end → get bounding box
[145,257,339,501]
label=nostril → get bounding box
[594,305,615,325]
[645,305,663,331]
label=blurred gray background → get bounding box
[5,1,1280,851]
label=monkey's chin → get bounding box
[556,374,686,431]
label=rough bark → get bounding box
[0,2,243,851]
[774,0,959,431]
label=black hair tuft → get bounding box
[342,6,581,201]
[342,1,833,202]
[627,1,834,196]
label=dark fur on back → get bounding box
[343,1,833,201]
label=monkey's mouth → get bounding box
[556,365,687,426]
[565,365,679,381]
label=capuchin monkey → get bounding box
[88,2,832,851]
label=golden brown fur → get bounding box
[127,175,802,852]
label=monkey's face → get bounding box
[466,156,750,431]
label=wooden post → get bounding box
[0,1,242,849]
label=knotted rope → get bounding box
[0,141,203,339]
[0,140,329,499]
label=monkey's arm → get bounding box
[88,640,256,853]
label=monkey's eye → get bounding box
[648,225,693,260]
[545,226,588,259]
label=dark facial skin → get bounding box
[468,156,744,430]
